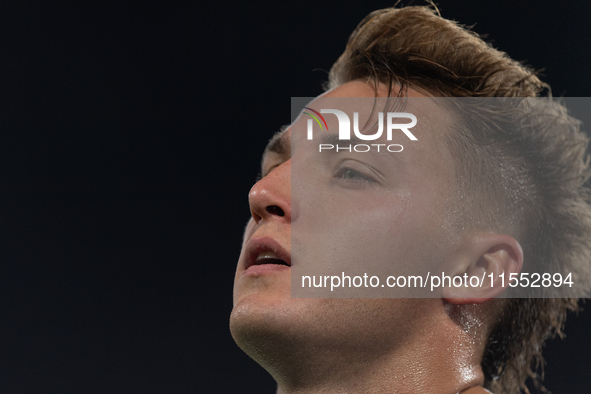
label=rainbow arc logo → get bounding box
[303,107,328,131]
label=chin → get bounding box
[229,293,308,364]
[231,287,297,328]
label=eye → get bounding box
[334,167,376,183]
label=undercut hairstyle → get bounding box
[327,5,591,394]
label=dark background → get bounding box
[0,1,589,393]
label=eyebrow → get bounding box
[261,128,407,173]
[264,126,291,156]
[260,126,291,174]
[318,133,406,168]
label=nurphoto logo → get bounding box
[303,107,417,152]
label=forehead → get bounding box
[264,81,456,168]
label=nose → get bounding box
[248,160,291,225]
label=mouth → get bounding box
[253,251,290,267]
[244,237,291,272]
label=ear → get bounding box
[442,233,523,304]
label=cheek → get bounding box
[391,184,456,273]
[233,219,257,305]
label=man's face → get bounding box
[230,81,461,360]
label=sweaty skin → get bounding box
[231,80,508,394]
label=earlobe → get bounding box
[443,233,523,304]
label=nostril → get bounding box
[251,210,262,224]
[266,205,285,217]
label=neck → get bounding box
[269,301,488,394]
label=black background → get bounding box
[0,1,590,393]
